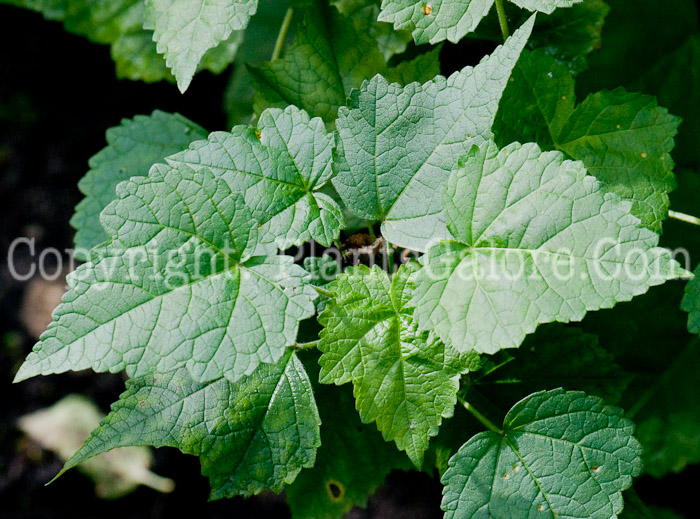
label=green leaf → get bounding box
[495,50,680,232]
[144,0,257,92]
[286,381,411,519]
[331,0,412,59]
[70,110,208,259]
[14,163,316,384]
[681,263,700,335]
[319,264,480,466]
[441,389,642,519]
[250,1,440,123]
[412,141,685,355]
[60,351,321,499]
[625,340,700,477]
[475,324,631,405]
[378,0,581,45]
[167,106,344,249]
[332,17,534,252]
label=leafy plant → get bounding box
[5,0,700,517]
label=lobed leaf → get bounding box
[167,106,344,249]
[319,264,480,466]
[442,389,642,519]
[333,16,534,252]
[15,164,316,384]
[412,141,686,355]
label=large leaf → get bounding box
[286,381,411,519]
[495,50,680,232]
[167,106,344,249]
[412,141,685,355]
[318,264,480,466]
[378,0,581,45]
[144,0,257,92]
[332,17,534,252]
[441,389,642,519]
[59,351,321,499]
[15,163,316,384]
[250,2,439,123]
[71,110,207,259]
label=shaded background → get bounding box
[0,2,699,518]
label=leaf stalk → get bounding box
[494,0,509,40]
[458,395,504,436]
[272,7,294,61]
[668,209,700,227]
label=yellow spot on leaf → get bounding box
[641,153,647,158]
[326,479,345,501]
[423,4,432,15]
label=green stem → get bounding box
[494,0,509,40]
[367,225,376,242]
[333,238,343,251]
[457,395,503,436]
[271,7,294,61]
[385,240,396,273]
[293,340,320,351]
[669,209,700,227]
[314,286,335,298]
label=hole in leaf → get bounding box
[326,479,344,501]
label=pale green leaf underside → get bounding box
[319,264,480,465]
[144,0,257,91]
[286,384,411,519]
[71,110,207,259]
[378,0,581,45]
[333,16,534,252]
[495,50,680,232]
[167,106,344,249]
[442,389,642,519]
[412,142,685,355]
[15,164,316,385]
[61,351,321,499]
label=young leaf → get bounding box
[250,2,439,123]
[378,0,580,45]
[286,382,411,519]
[441,389,642,519]
[167,106,344,249]
[59,351,321,499]
[319,264,480,466]
[412,141,686,355]
[495,50,680,232]
[475,324,631,404]
[15,164,316,384]
[71,111,207,259]
[144,0,257,92]
[332,17,534,252]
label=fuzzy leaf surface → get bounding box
[378,0,580,45]
[333,17,534,252]
[61,351,321,499]
[412,141,685,355]
[144,0,257,91]
[319,264,480,465]
[15,164,316,384]
[71,111,207,258]
[441,389,642,519]
[167,106,343,249]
